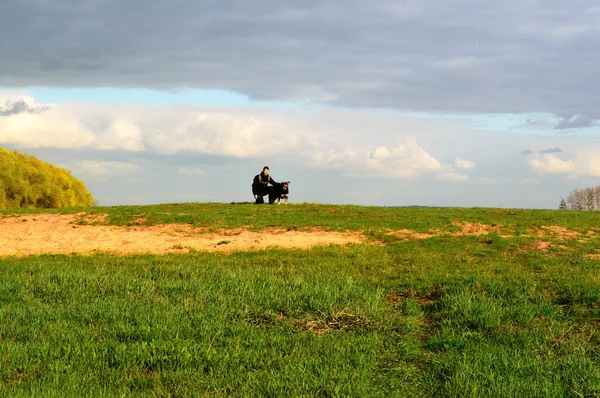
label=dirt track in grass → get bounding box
[0,213,366,257]
[1,214,599,258]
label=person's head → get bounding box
[262,166,270,176]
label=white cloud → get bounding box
[0,94,490,182]
[310,137,443,178]
[78,161,143,176]
[523,146,600,178]
[454,158,476,170]
[0,95,48,115]
[527,153,576,174]
[4,92,600,206]
[0,96,474,183]
[177,168,206,175]
[370,146,391,159]
[0,90,30,101]
[0,111,97,149]
[1,92,594,209]
[96,120,145,151]
[0,95,305,158]
[587,157,600,176]
[479,177,541,184]
[130,111,304,158]
[388,138,443,173]
[437,172,469,181]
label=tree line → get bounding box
[0,147,95,209]
[559,185,600,210]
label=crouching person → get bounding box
[252,166,278,204]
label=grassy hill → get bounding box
[0,203,598,396]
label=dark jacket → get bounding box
[252,172,278,195]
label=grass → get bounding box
[4,202,600,232]
[0,203,599,396]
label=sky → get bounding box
[1,0,600,208]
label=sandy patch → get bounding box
[385,222,598,257]
[386,229,434,241]
[529,226,581,241]
[387,222,506,240]
[451,222,503,236]
[387,222,590,242]
[530,241,552,252]
[0,214,365,257]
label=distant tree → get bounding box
[567,189,584,210]
[559,197,567,210]
[585,187,595,210]
[567,189,580,210]
[566,191,574,210]
[0,147,94,209]
[563,185,600,211]
[576,189,586,210]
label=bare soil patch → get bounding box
[387,222,590,242]
[530,241,552,252]
[451,222,503,236]
[385,222,598,257]
[535,226,581,241]
[387,222,507,240]
[0,214,366,257]
[386,229,434,241]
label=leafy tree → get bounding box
[0,147,95,209]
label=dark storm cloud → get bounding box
[521,148,564,155]
[554,115,597,129]
[540,148,563,154]
[0,98,47,116]
[1,0,599,120]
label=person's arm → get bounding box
[269,176,278,185]
[252,175,260,196]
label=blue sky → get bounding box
[28,86,315,113]
[2,0,600,208]
[25,86,578,136]
[28,87,251,107]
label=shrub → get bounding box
[0,147,94,209]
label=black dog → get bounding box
[273,181,290,204]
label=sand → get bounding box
[0,213,366,257]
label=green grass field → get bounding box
[1,203,599,397]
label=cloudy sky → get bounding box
[1,0,599,208]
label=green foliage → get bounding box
[0,147,94,209]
